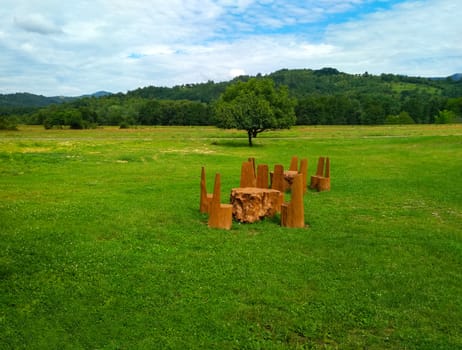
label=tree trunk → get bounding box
[247,130,253,147]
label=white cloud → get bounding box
[14,13,62,35]
[229,68,246,78]
[0,0,461,95]
[324,0,462,76]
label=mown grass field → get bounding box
[1,124,461,349]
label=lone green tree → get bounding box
[214,78,296,146]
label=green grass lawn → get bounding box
[1,124,461,349]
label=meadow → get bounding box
[1,124,461,349]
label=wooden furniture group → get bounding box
[200,156,330,230]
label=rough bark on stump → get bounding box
[230,187,281,223]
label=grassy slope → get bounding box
[389,82,440,95]
[1,125,461,349]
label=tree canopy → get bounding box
[214,78,296,146]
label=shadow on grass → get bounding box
[210,140,265,148]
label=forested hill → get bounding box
[2,69,462,106]
[126,81,229,103]
[1,68,462,128]
[0,93,70,116]
[0,92,73,107]
[269,68,462,98]
[124,68,462,125]
[0,91,111,110]
[126,68,462,101]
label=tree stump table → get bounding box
[283,170,299,191]
[230,187,281,223]
[270,170,299,191]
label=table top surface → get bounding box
[231,187,280,194]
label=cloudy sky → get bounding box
[1,0,461,96]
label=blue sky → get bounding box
[1,0,461,96]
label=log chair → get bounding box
[200,166,213,213]
[310,157,325,190]
[281,173,305,228]
[256,164,269,189]
[271,164,285,212]
[240,160,256,188]
[299,158,308,194]
[289,156,299,171]
[208,173,233,230]
[316,157,330,192]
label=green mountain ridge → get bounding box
[0,91,113,108]
[1,69,461,108]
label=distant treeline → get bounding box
[1,68,462,129]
